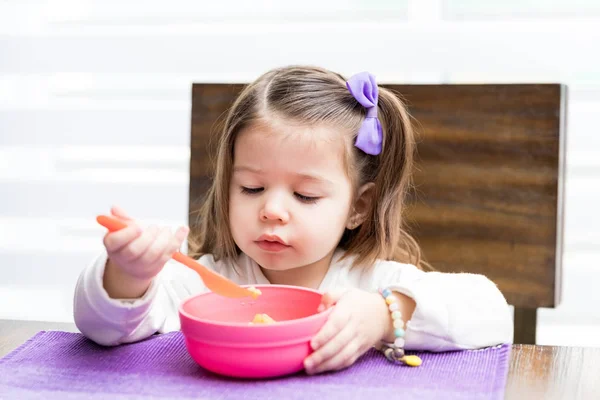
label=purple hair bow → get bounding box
[346,72,383,155]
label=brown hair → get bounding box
[189,65,426,270]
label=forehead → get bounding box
[233,119,350,180]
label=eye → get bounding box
[241,187,263,195]
[294,193,320,204]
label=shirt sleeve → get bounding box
[73,249,210,346]
[371,262,514,352]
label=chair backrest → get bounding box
[189,83,566,312]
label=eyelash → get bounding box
[240,187,320,204]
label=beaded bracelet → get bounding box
[378,287,422,367]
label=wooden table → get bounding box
[2,320,599,399]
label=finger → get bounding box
[142,227,174,264]
[310,307,349,350]
[174,226,190,246]
[166,226,190,255]
[311,339,362,374]
[119,225,160,261]
[317,290,346,312]
[103,224,143,253]
[110,205,134,221]
[305,325,354,374]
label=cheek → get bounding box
[228,193,249,233]
[303,200,351,234]
[229,194,250,220]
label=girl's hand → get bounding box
[304,289,390,375]
[102,205,189,298]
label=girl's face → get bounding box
[228,118,355,283]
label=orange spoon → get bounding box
[96,215,257,299]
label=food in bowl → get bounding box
[250,313,276,324]
[178,284,332,378]
[247,286,262,298]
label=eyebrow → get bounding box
[233,165,334,186]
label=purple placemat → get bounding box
[0,331,510,399]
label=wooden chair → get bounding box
[189,83,567,344]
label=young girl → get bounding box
[74,66,513,375]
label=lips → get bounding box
[257,234,287,245]
[256,234,290,252]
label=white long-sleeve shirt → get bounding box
[73,249,513,350]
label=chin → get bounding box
[248,250,306,271]
[252,254,294,271]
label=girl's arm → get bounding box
[372,263,514,351]
[73,250,208,346]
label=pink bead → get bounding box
[394,337,405,347]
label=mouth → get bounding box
[256,234,290,252]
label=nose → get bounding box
[260,193,289,223]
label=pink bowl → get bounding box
[178,284,332,379]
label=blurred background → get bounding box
[1,0,599,346]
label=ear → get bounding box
[346,182,375,230]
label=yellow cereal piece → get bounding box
[252,314,264,324]
[248,286,262,299]
[250,313,276,325]
[261,314,275,324]
[401,355,422,367]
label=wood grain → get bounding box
[514,308,538,345]
[189,84,245,214]
[189,83,566,313]
[397,84,565,310]
[506,344,600,399]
